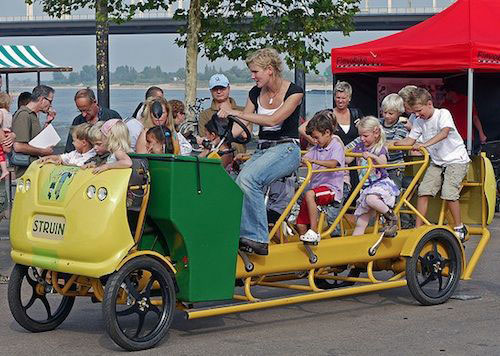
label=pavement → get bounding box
[0,217,499,355]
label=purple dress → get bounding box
[352,142,400,216]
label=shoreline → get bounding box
[8,82,334,91]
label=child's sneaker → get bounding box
[453,225,468,243]
[300,229,321,243]
[382,209,398,237]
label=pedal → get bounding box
[368,231,386,256]
[238,250,254,272]
[303,243,318,264]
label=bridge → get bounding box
[0,0,457,37]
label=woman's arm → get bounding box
[135,130,148,153]
[93,150,132,174]
[220,92,304,128]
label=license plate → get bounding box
[32,215,66,240]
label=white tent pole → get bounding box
[467,68,474,154]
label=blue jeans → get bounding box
[236,142,300,243]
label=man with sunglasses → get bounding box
[12,84,56,177]
[64,88,121,153]
[198,74,247,153]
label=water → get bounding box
[7,86,333,147]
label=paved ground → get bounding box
[0,217,499,355]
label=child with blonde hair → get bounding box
[39,123,95,166]
[346,116,400,237]
[0,93,12,179]
[84,119,132,174]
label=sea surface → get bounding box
[6,86,334,147]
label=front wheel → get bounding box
[406,229,462,305]
[8,264,75,332]
[102,256,176,351]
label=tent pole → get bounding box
[37,72,41,86]
[5,73,9,94]
[466,68,473,154]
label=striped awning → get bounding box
[0,45,72,73]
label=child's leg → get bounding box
[304,190,319,232]
[442,163,469,227]
[447,200,461,226]
[353,211,374,236]
[365,194,389,214]
[0,161,8,180]
[416,196,430,227]
[296,193,311,235]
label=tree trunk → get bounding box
[96,0,110,108]
[184,0,201,122]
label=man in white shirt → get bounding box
[395,87,470,242]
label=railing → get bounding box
[0,3,456,22]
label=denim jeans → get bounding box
[236,142,300,243]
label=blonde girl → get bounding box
[135,97,180,155]
[85,119,132,174]
[346,116,400,237]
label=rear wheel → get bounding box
[406,229,462,305]
[102,256,176,351]
[8,264,75,332]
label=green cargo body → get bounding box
[133,154,243,302]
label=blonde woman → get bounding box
[135,97,180,155]
[345,116,399,237]
[217,47,303,255]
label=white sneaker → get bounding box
[300,229,321,243]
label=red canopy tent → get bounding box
[330,0,500,150]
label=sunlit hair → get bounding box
[357,116,386,153]
[102,120,131,153]
[245,48,283,76]
[88,121,105,144]
[142,96,175,132]
[306,110,337,136]
[168,99,185,119]
[398,85,418,104]
[74,87,96,103]
[70,122,92,142]
[0,92,11,110]
[334,81,353,99]
[408,87,432,107]
[381,93,405,114]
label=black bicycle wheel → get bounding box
[102,256,176,351]
[8,264,75,332]
[406,229,462,305]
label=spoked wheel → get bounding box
[102,256,176,351]
[314,267,362,290]
[406,229,462,305]
[8,264,75,332]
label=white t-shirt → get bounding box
[178,132,193,156]
[409,108,470,166]
[60,149,96,167]
[126,118,144,151]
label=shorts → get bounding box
[418,162,469,201]
[296,186,335,225]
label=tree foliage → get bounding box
[174,0,360,73]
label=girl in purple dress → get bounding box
[346,116,400,237]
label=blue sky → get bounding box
[0,0,454,74]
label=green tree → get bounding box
[52,72,67,83]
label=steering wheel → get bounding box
[225,115,252,145]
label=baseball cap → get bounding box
[209,74,230,89]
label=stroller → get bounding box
[481,140,500,211]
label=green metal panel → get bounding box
[132,154,243,302]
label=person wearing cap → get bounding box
[199,74,247,153]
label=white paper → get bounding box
[28,124,61,149]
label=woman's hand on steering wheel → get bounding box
[226,115,252,145]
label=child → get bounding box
[347,116,400,237]
[0,93,12,179]
[199,117,234,170]
[145,126,172,154]
[84,119,132,174]
[168,99,193,155]
[394,87,470,242]
[346,93,409,188]
[297,110,345,243]
[39,123,95,166]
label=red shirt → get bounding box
[441,94,478,140]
